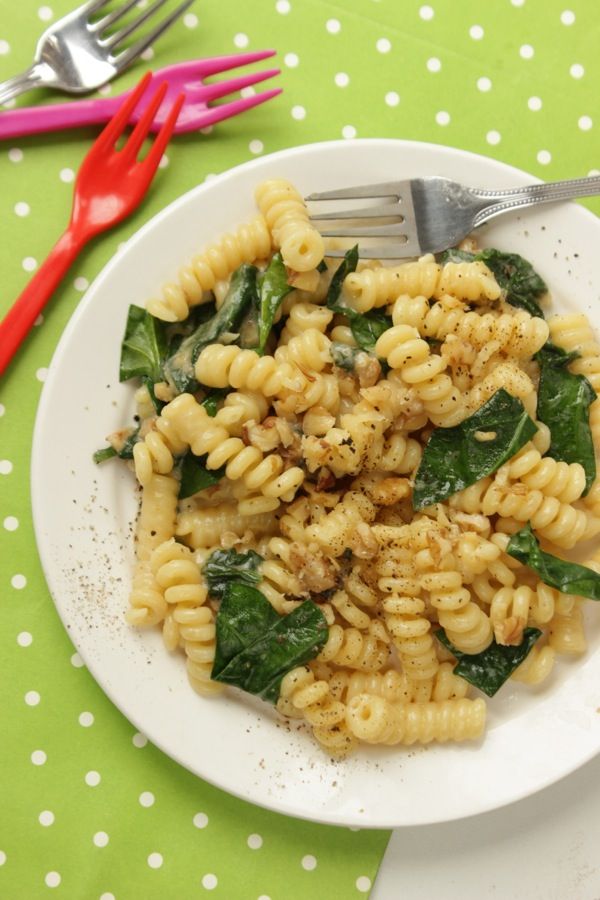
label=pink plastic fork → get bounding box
[0,52,281,140]
[0,73,183,375]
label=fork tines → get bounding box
[95,0,195,68]
[306,181,418,258]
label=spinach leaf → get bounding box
[257,252,294,352]
[201,388,229,417]
[119,305,167,384]
[203,548,263,600]
[438,247,547,318]
[179,452,225,499]
[507,523,600,600]
[325,246,392,352]
[536,342,596,494]
[413,389,538,509]
[436,627,542,697]
[164,264,258,393]
[93,425,141,464]
[212,584,329,702]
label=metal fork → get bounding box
[0,0,194,104]
[306,175,600,259]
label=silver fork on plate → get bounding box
[306,175,600,259]
[0,0,194,104]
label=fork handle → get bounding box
[0,95,120,140]
[471,175,600,226]
[0,226,87,376]
[0,63,50,105]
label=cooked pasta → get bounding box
[96,175,600,757]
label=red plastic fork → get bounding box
[0,52,281,139]
[0,73,183,376]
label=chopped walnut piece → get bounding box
[315,467,337,492]
[494,615,527,647]
[244,417,283,453]
[369,477,411,506]
[288,542,339,593]
[354,352,382,388]
[449,511,491,535]
[220,529,256,549]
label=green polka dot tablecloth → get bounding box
[0,1,598,897]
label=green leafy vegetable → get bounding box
[439,247,547,318]
[93,425,141,464]
[203,548,263,600]
[179,453,225,499]
[257,252,294,352]
[200,388,229,417]
[535,342,596,494]
[413,389,538,509]
[119,305,167,384]
[436,627,542,697]
[164,264,258,393]
[507,523,600,600]
[331,342,362,372]
[326,246,392,352]
[211,584,329,702]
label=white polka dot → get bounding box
[17,631,32,647]
[193,812,209,828]
[249,139,264,154]
[0,460,13,474]
[240,87,255,99]
[291,105,306,120]
[202,873,218,889]
[22,257,37,272]
[0,40,10,55]
[31,750,47,766]
[158,154,169,169]
[477,77,492,92]
[469,24,484,39]
[511,0,525,6]
[426,57,441,72]
[419,5,434,20]
[98,84,112,95]
[233,33,249,48]
[8,148,23,162]
[11,573,26,589]
[147,853,163,869]
[93,831,109,847]
[588,169,600,177]
[537,150,552,165]
[570,63,584,78]
[348,826,361,832]
[342,125,357,139]
[356,876,372,893]
[528,96,543,110]
[301,854,317,871]
[132,732,147,747]
[385,91,400,107]
[326,18,341,33]
[560,9,575,24]
[0,404,5,417]
[14,201,30,217]
[60,167,74,183]
[71,652,84,668]
[5,515,19,531]
[36,368,48,382]
[0,851,5,865]
[2,99,16,108]
[39,811,54,827]
[376,37,391,53]
[183,12,198,27]
[486,129,501,145]
[435,110,450,126]
[284,52,298,67]
[100,894,116,900]
[79,711,94,727]
[257,896,271,900]
[25,691,40,706]
[200,126,213,136]
[85,770,101,787]
[247,833,263,849]
[140,47,154,61]
[38,6,53,20]
[139,791,155,807]
[74,277,89,292]
[276,0,290,12]
[45,872,61,888]
[578,115,593,131]
[520,44,534,59]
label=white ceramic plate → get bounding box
[32,139,600,828]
